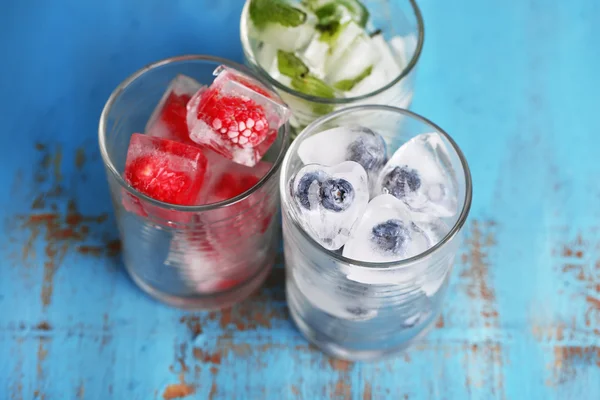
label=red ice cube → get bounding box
[146,75,205,146]
[186,66,289,167]
[122,134,208,223]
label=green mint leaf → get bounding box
[277,50,309,78]
[318,21,347,45]
[249,0,307,30]
[315,3,343,27]
[304,0,369,27]
[291,74,336,98]
[333,65,373,91]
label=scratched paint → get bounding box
[2,0,600,399]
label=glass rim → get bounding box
[279,105,473,270]
[98,54,290,213]
[240,0,425,104]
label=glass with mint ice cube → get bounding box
[279,105,472,360]
[240,0,424,136]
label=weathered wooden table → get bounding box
[1,0,599,399]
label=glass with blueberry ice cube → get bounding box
[99,56,291,310]
[240,0,424,136]
[280,105,472,360]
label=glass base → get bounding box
[288,296,437,362]
[126,261,273,310]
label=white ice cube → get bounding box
[297,125,387,192]
[324,21,364,71]
[249,7,317,52]
[298,33,330,78]
[342,194,431,263]
[347,33,402,97]
[376,133,458,217]
[326,34,381,85]
[290,161,369,250]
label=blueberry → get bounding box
[295,171,325,210]
[371,219,411,254]
[381,166,421,199]
[320,178,354,212]
[346,130,387,172]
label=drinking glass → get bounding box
[240,0,425,136]
[279,105,472,360]
[99,55,290,310]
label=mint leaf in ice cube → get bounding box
[304,0,369,27]
[277,50,310,78]
[291,75,336,115]
[333,65,373,91]
[249,0,307,30]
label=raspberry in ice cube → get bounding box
[186,66,290,167]
[145,75,205,146]
[123,134,208,214]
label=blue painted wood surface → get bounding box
[1,0,599,399]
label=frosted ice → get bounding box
[342,194,431,263]
[290,161,369,250]
[297,125,387,192]
[376,133,458,217]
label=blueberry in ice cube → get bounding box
[297,125,387,193]
[346,131,387,173]
[371,219,411,255]
[343,194,432,262]
[320,178,354,212]
[290,161,369,250]
[380,166,421,199]
[376,133,458,217]
[295,171,326,210]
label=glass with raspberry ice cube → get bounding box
[99,56,291,310]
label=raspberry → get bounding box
[199,89,270,149]
[159,92,196,145]
[124,134,208,207]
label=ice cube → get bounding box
[146,75,205,145]
[297,33,330,79]
[342,194,431,262]
[255,43,294,89]
[325,33,381,85]
[290,161,369,250]
[186,66,290,167]
[376,133,458,217]
[324,21,364,72]
[297,125,387,192]
[123,134,208,222]
[347,33,402,96]
[248,5,317,52]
